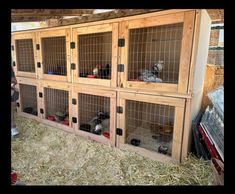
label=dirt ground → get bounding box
[11,116,215,185]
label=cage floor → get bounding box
[11,116,215,185]
[126,126,172,155]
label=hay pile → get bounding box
[11,116,215,185]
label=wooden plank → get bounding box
[71,85,79,131]
[73,85,116,98]
[187,10,201,94]
[12,33,34,40]
[40,80,71,91]
[109,95,117,146]
[76,23,112,34]
[128,12,184,29]
[172,106,185,161]
[42,74,67,82]
[17,72,36,78]
[37,82,44,119]
[119,143,176,163]
[71,29,78,83]
[77,78,111,87]
[66,28,72,83]
[117,97,126,145]
[16,76,38,85]
[181,98,192,161]
[17,112,42,122]
[39,29,67,38]
[127,82,178,92]
[111,23,119,88]
[35,31,43,79]
[119,21,129,88]
[68,90,73,127]
[119,92,185,108]
[178,11,196,93]
[12,10,194,34]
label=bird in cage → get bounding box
[152,60,164,78]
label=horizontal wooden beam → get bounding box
[11,9,94,16]
[12,16,63,22]
[59,9,163,26]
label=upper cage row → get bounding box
[12,10,196,94]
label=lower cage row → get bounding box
[15,79,185,162]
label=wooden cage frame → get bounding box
[118,10,195,94]
[116,91,185,162]
[72,84,116,146]
[15,77,41,121]
[39,80,73,133]
[13,9,211,162]
[71,23,118,87]
[12,33,38,78]
[36,28,72,82]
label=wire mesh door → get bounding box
[78,93,111,138]
[41,36,67,76]
[16,39,35,72]
[128,23,183,84]
[44,88,69,126]
[78,32,112,79]
[19,84,38,116]
[125,100,175,156]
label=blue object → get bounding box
[48,71,54,75]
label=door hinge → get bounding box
[16,102,20,107]
[118,38,125,47]
[39,92,43,98]
[11,45,14,51]
[117,64,124,72]
[71,63,76,70]
[116,128,123,136]
[72,117,77,123]
[36,44,40,50]
[40,108,44,114]
[70,42,75,49]
[12,61,16,66]
[37,62,41,68]
[72,98,77,105]
[117,106,123,114]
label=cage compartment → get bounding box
[72,23,118,87]
[119,12,195,94]
[126,100,175,156]
[78,32,112,80]
[128,23,183,84]
[15,38,35,73]
[41,36,67,76]
[19,84,38,116]
[78,93,111,137]
[44,87,69,126]
[117,92,185,161]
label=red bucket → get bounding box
[102,132,110,139]
[47,115,55,121]
[62,120,69,126]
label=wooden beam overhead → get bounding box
[11,9,94,17]
[59,9,163,26]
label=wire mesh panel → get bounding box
[128,23,183,84]
[78,32,112,79]
[16,39,35,72]
[79,93,110,137]
[126,100,175,156]
[44,88,69,125]
[19,84,37,116]
[41,36,67,76]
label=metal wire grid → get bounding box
[78,93,110,133]
[128,23,183,84]
[126,100,175,155]
[19,84,38,116]
[42,36,67,76]
[78,32,112,79]
[201,107,224,157]
[44,88,69,120]
[16,39,35,72]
